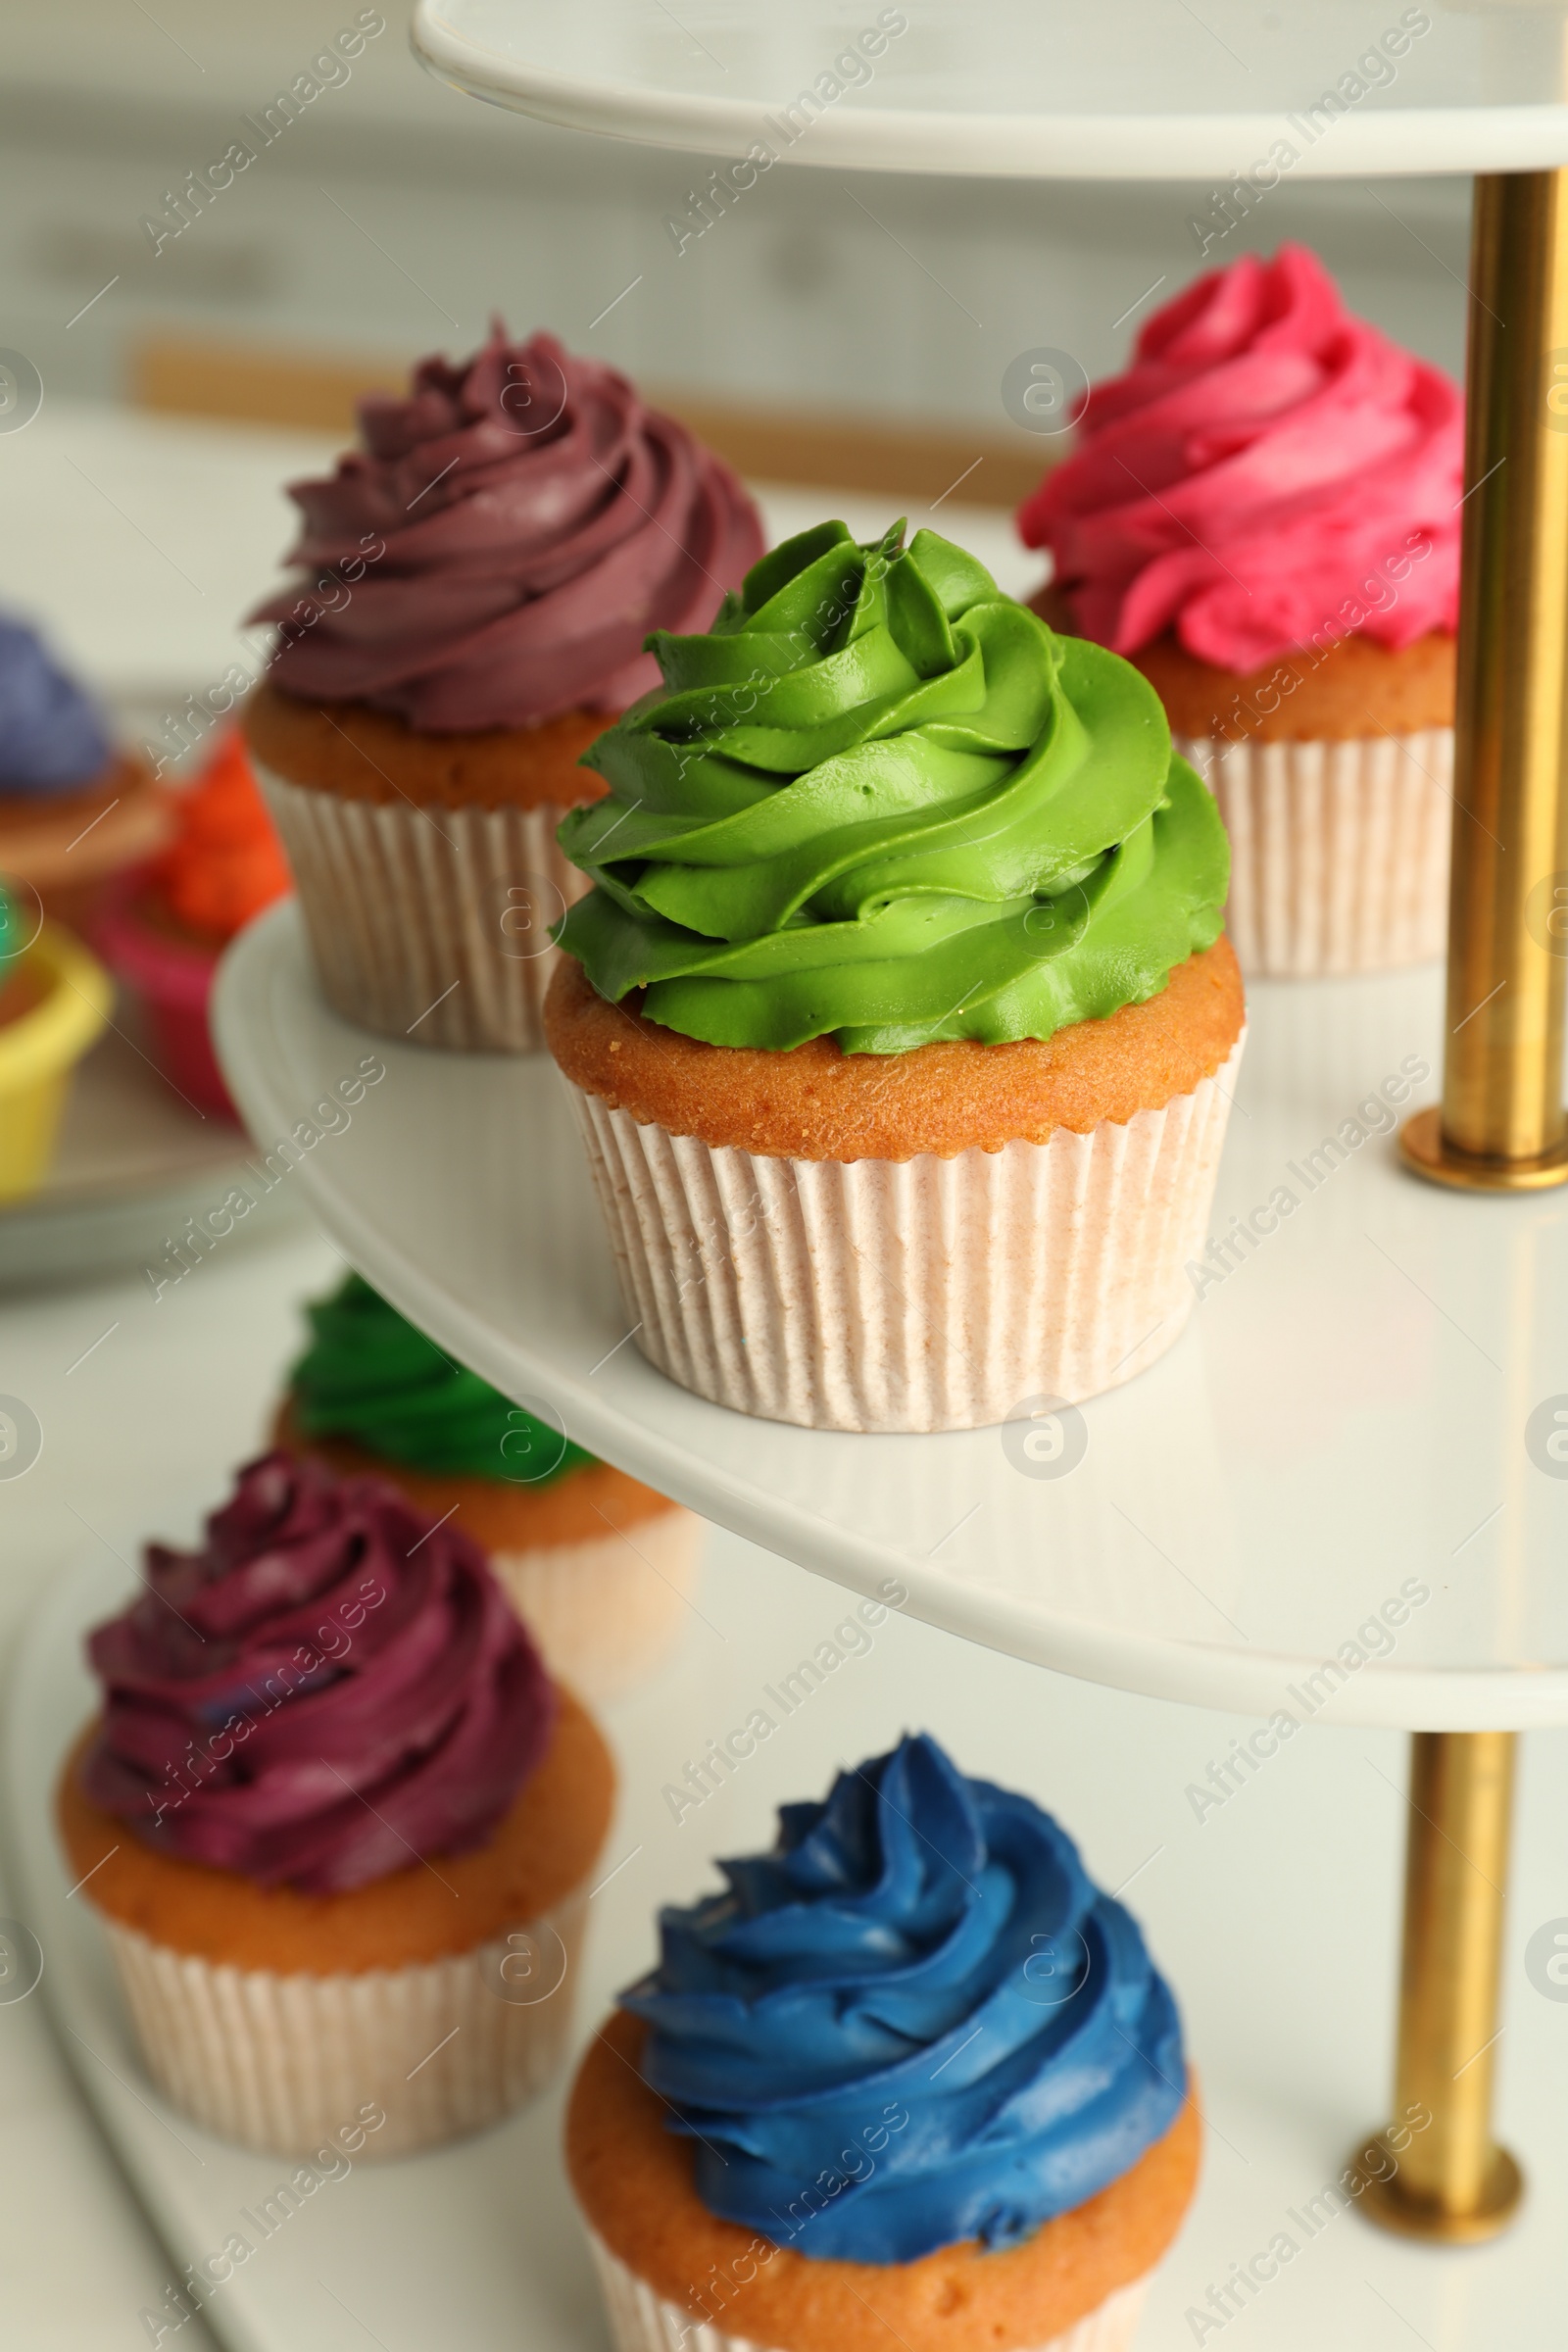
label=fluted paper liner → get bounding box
[100,1888,586,2157]
[1179,726,1452,978]
[584,2229,1151,2352]
[256,761,593,1052]
[563,1038,1245,1433]
[490,1508,704,1700]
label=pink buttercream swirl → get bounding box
[252,324,765,731]
[81,1452,555,1893]
[1017,245,1462,674]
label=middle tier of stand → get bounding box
[214,904,1568,1732]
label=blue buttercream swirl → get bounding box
[621,1733,1187,2265]
[0,613,113,794]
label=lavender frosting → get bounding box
[81,1452,557,1893]
[0,613,113,794]
[251,325,765,732]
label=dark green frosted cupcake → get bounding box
[545,520,1245,1432]
[273,1272,703,1696]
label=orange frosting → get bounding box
[150,732,291,944]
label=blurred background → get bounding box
[8,1,1469,442]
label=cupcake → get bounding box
[0,877,113,1203]
[1017,244,1460,978]
[0,612,168,927]
[545,517,1243,1432]
[273,1270,704,1699]
[243,325,764,1052]
[567,1734,1200,2352]
[93,729,291,1119]
[57,1450,614,2157]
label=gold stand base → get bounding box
[1398,1105,1568,1193]
[1349,2137,1524,2243]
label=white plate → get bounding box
[213,901,1568,1732]
[8,1530,1568,2352]
[0,1019,306,1293]
[412,0,1568,178]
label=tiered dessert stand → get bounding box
[203,0,1568,2330]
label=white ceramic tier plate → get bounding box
[213,902,1568,1731]
[412,0,1568,178]
[12,1536,1568,2352]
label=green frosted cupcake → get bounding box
[273,1272,704,1696]
[544,521,1245,1432]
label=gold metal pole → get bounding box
[1352,1732,1523,2241]
[1401,170,1568,1190]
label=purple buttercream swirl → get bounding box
[250,324,765,732]
[0,612,113,794]
[81,1452,556,1893]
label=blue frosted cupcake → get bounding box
[0,612,167,922]
[566,1735,1200,2352]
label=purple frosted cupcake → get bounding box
[242,326,764,1049]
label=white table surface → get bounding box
[4,405,1568,2346]
[0,401,340,742]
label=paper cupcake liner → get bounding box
[100,1888,587,2158]
[490,1507,704,1700]
[562,1037,1245,1433]
[1178,725,1452,978]
[255,761,592,1052]
[585,2229,1151,2352]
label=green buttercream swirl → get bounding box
[554,519,1229,1054]
[289,1273,595,1485]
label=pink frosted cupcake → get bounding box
[93,730,289,1118]
[244,327,763,1050]
[1019,245,1460,977]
